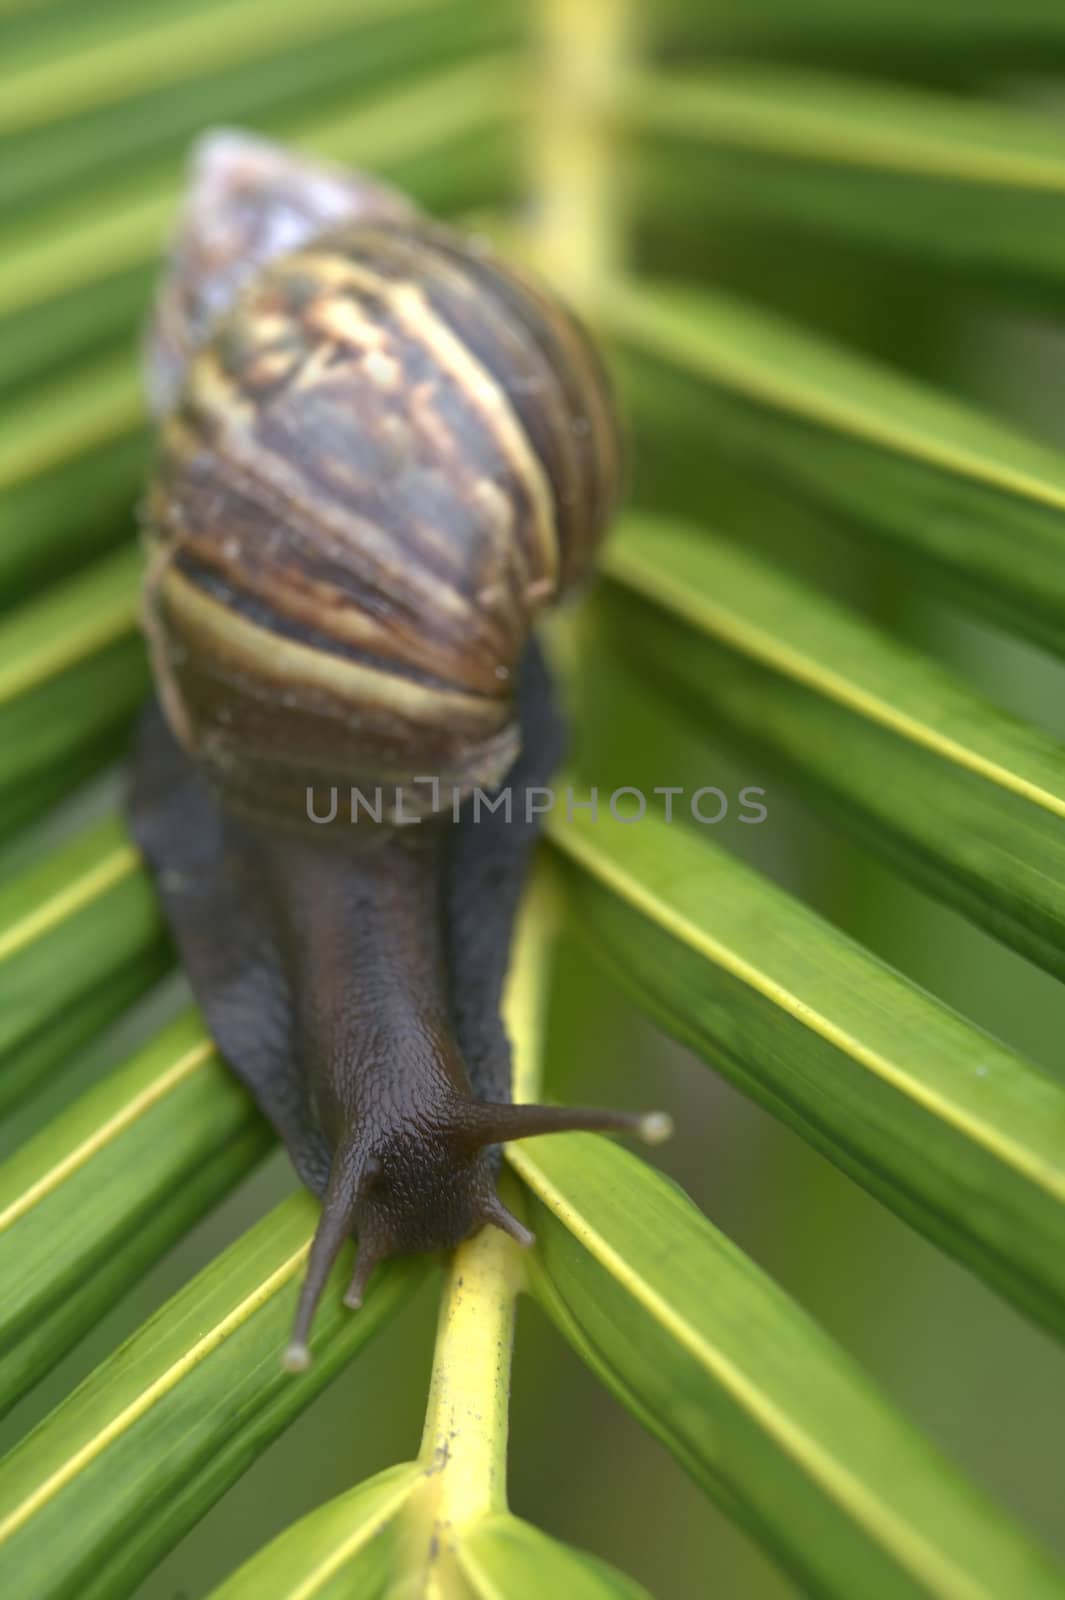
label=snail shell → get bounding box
[141,132,621,826]
[145,129,416,416]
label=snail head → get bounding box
[282,1092,671,1372]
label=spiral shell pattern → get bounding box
[143,211,621,825]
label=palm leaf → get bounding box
[0,816,167,1110]
[3,1,1065,1595]
[515,1131,1065,1599]
[0,548,145,831]
[206,1464,423,1600]
[600,511,1065,978]
[624,66,1065,300]
[607,278,1065,656]
[660,0,1065,62]
[455,1517,655,1599]
[0,1014,267,1411]
[0,0,473,137]
[0,1195,424,1599]
[546,801,1065,1338]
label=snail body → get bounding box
[129,132,666,1368]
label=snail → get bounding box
[127,131,670,1372]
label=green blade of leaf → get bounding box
[457,1514,652,1600]
[511,1131,1065,1600]
[0,1,515,227]
[208,1464,422,1600]
[209,1491,649,1600]
[601,275,1065,655]
[0,50,524,329]
[0,0,53,22]
[0,0,459,137]
[600,510,1065,980]
[0,815,168,1111]
[0,433,147,604]
[653,0,1065,63]
[622,66,1065,300]
[0,1192,425,1600]
[0,349,140,496]
[0,546,145,835]
[0,1011,270,1412]
[545,803,1065,1341]
[0,345,145,601]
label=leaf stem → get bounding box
[406,870,561,1587]
[417,1227,521,1533]
[526,0,636,298]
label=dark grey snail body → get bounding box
[128,132,667,1369]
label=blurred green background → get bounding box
[4,0,1065,1595]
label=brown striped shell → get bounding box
[142,168,622,828]
[144,130,416,417]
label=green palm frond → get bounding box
[2,1,1065,1596]
[601,512,1065,978]
[608,280,1065,651]
[624,66,1065,297]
